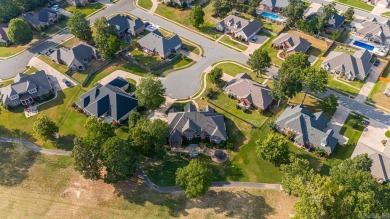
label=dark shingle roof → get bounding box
[107,14,145,34]
[261,0,290,8]
[328,13,345,29]
[272,33,311,53]
[50,43,97,68]
[137,30,182,56]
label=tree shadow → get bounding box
[113,178,275,218]
[224,118,246,151]
[54,134,76,151]
[38,90,66,112]
[0,142,37,186]
[0,125,36,142]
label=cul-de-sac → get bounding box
[0,0,390,218]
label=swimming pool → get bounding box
[353,40,374,51]
[260,11,279,20]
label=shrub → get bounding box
[258,109,264,115]
[314,147,326,157]
[225,141,234,150]
[347,119,359,128]
[269,122,277,132]
[286,131,296,141]
[236,104,241,109]
[205,88,214,99]
[242,108,250,113]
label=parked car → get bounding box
[62,79,72,87]
[251,37,257,43]
[374,59,380,66]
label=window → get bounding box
[10,95,19,100]
[28,88,37,94]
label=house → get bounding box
[365,0,390,8]
[22,8,59,30]
[216,15,262,42]
[163,0,194,6]
[355,18,390,46]
[275,105,338,154]
[67,0,90,6]
[223,73,273,110]
[271,33,311,57]
[303,3,345,33]
[0,71,52,108]
[50,43,98,71]
[137,30,182,58]
[168,103,227,147]
[259,0,291,12]
[321,49,372,80]
[76,80,138,124]
[0,24,9,46]
[107,15,145,37]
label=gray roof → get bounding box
[369,153,390,182]
[223,73,273,110]
[137,30,182,56]
[260,0,290,8]
[272,33,311,53]
[168,103,227,143]
[107,14,145,35]
[218,15,262,37]
[22,9,57,26]
[356,18,390,45]
[0,24,9,44]
[322,49,372,80]
[275,105,337,153]
[0,71,52,105]
[76,82,138,122]
[50,43,97,69]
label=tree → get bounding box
[129,118,169,157]
[71,117,115,179]
[135,75,166,109]
[176,160,212,198]
[93,17,120,60]
[208,67,223,84]
[271,53,310,102]
[33,114,59,141]
[128,111,144,129]
[317,2,337,34]
[7,18,33,45]
[212,0,231,18]
[256,133,290,165]
[320,94,338,114]
[247,48,271,77]
[0,0,21,23]
[102,137,138,183]
[302,67,328,102]
[67,11,92,42]
[189,5,205,28]
[282,0,305,27]
[344,7,354,21]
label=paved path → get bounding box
[0,137,71,156]
[137,168,282,193]
[149,0,159,14]
[355,63,384,102]
[327,106,350,145]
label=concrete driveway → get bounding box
[327,106,350,145]
[243,35,269,56]
[358,119,389,153]
[28,57,76,91]
[354,61,385,102]
[98,70,142,85]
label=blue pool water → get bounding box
[353,40,374,51]
[260,11,279,20]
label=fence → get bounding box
[81,60,111,87]
[123,53,182,74]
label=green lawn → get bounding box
[368,63,390,109]
[328,76,360,97]
[382,11,390,17]
[119,62,150,76]
[213,62,265,84]
[59,37,81,48]
[337,0,374,11]
[138,0,153,10]
[333,45,356,55]
[219,35,248,51]
[260,35,283,67]
[155,0,222,39]
[159,56,194,76]
[38,55,69,74]
[0,45,26,58]
[65,3,105,16]
[131,49,164,67]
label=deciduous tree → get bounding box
[256,133,290,165]
[302,67,328,102]
[128,111,144,129]
[33,114,58,141]
[7,18,33,45]
[247,48,271,77]
[280,155,314,196]
[320,94,338,114]
[344,7,354,21]
[67,11,92,42]
[208,67,223,84]
[93,17,120,60]
[176,160,212,198]
[189,5,205,28]
[282,0,305,28]
[135,75,166,109]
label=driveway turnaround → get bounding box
[358,119,390,153]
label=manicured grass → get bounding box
[383,11,390,17]
[65,3,105,16]
[214,62,264,84]
[155,1,222,39]
[138,0,153,10]
[131,49,164,67]
[337,0,374,11]
[84,61,123,88]
[260,35,284,66]
[38,55,69,74]
[368,63,390,109]
[287,30,329,52]
[119,62,150,76]
[0,45,26,57]
[333,44,356,55]
[219,35,248,51]
[386,130,390,138]
[159,56,194,75]
[260,20,285,34]
[59,37,81,48]
[328,76,360,96]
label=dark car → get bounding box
[62,79,72,87]
[374,59,380,66]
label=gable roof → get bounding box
[76,83,138,122]
[218,15,262,37]
[369,153,390,182]
[0,71,52,105]
[260,0,290,8]
[322,49,372,79]
[23,9,57,26]
[107,14,145,34]
[223,74,273,110]
[50,43,97,68]
[272,33,311,53]
[275,105,337,153]
[168,103,227,143]
[138,30,182,56]
[0,24,9,44]
[328,13,345,29]
[356,18,390,45]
